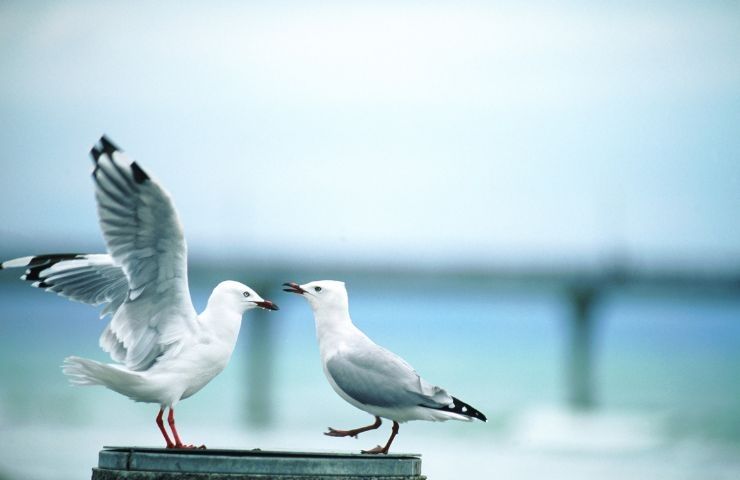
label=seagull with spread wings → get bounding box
[1,136,279,448]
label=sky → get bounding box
[1,1,739,269]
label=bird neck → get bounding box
[313,305,357,355]
[201,299,244,346]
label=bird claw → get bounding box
[325,427,356,438]
[361,445,387,455]
[170,443,204,449]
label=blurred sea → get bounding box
[1,275,739,479]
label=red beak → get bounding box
[254,300,279,311]
[282,282,307,294]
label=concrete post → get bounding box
[91,447,425,480]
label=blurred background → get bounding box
[1,1,739,479]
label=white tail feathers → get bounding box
[62,356,142,394]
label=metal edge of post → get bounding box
[93,447,425,480]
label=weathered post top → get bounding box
[92,446,425,480]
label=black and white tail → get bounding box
[427,395,487,422]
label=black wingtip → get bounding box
[99,135,120,153]
[90,146,102,164]
[90,135,121,164]
[15,254,84,282]
[426,395,487,422]
[130,161,149,184]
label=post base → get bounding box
[92,447,425,480]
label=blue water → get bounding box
[1,277,739,479]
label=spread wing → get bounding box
[0,253,128,318]
[90,136,198,370]
[325,342,453,409]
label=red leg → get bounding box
[362,421,399,455]
[325,416,382,438]
[167,407,205,449]
[156,408,175,449]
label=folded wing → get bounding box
[326,344,453,409]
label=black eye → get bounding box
[314,286,322,292]
[243,291,250,298]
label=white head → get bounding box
[283,280,348,312]
[209,280,279,315]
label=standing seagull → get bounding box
[1,136,279,448]
[283,280,486,454]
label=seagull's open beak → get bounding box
[253,300,279,311]
[282,282,307,295]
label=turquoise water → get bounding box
[1,277,739,479]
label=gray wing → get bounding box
[0,253,128,318]
[90,136,199,370]
[326,343,453,409]
[91,136,189,303]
